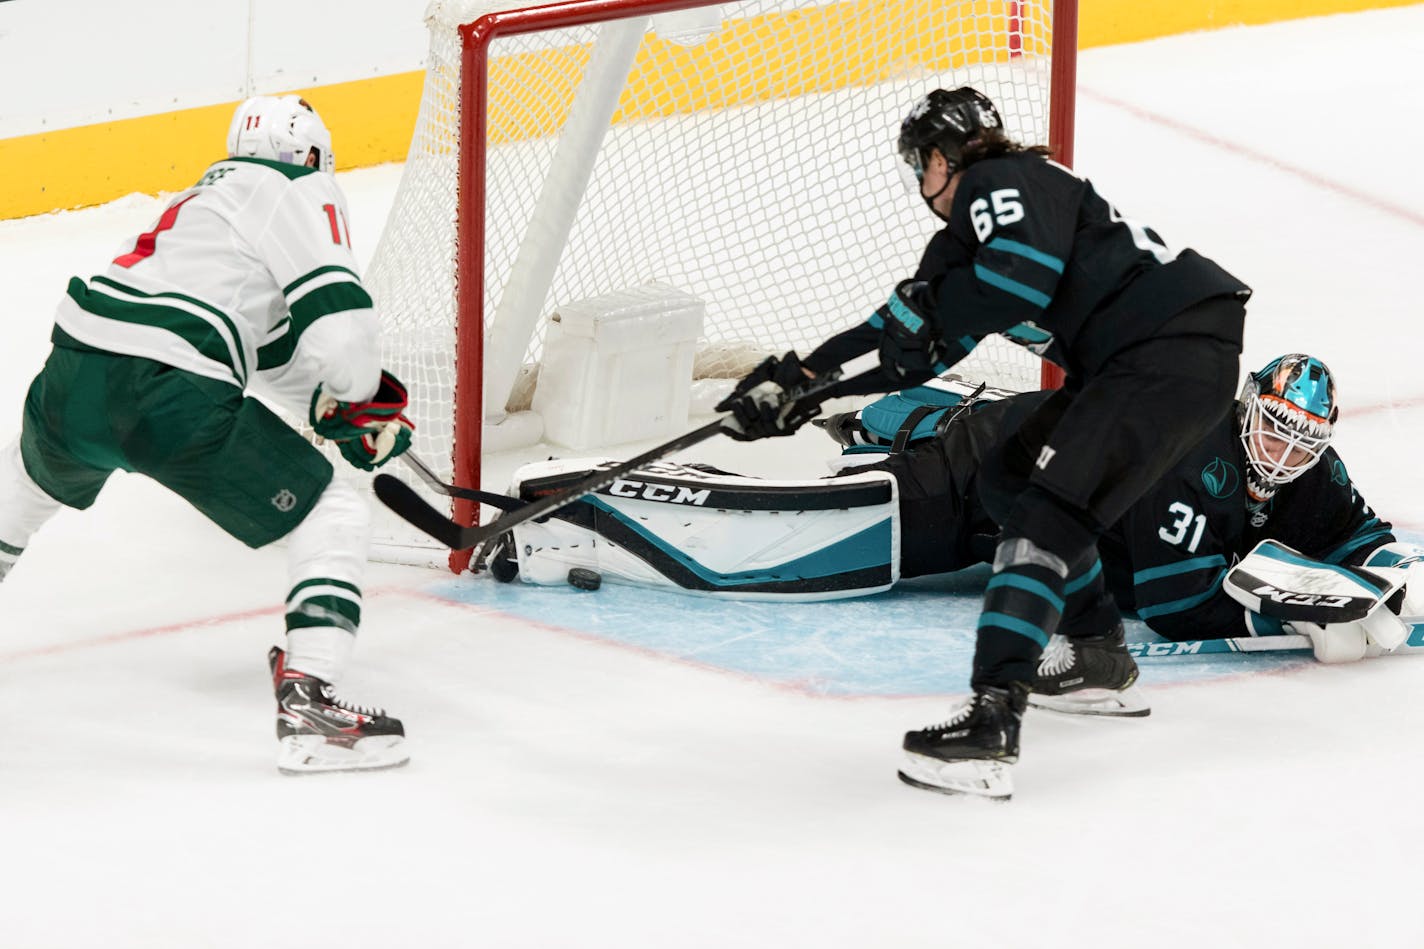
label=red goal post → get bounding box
[367,0,1078,572]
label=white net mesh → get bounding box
[367,0,1064,564]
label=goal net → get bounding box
[366,0,1077,569]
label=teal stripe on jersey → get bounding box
[1136,570,1227,619]
[287,282,373,335]
[973,264,1051,308]
[0,539,22,557]
[284,265,361,299]
[985,237,1066,273]
[1323,520,1391,564]
[1133,554,1226,586]
[68,278,245,384]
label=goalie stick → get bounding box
[399,451,522,512]
[375,368,873,558]
[1129,622,1424,658]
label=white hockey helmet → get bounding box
[226,95,334,173]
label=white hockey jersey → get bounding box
[53,157,381,413]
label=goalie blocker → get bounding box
[1224,539,1423,661]
[492,459,900,600]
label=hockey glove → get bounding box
[715,351,832,441]
[877,279,949,381]
[310,370,416,471]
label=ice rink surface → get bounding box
[2,8,1424,947]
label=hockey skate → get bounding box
[1027,627,1150,718]
[898,685,1028,800]
[268,647,409,774]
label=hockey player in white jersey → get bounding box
[0,95,412,774]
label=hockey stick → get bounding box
[374,368,876,555]
[1129,622,1424,658]
[399,451,522,512]
[1129,635,1313,657]
[375,417,729,552]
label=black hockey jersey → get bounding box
[1096,408,1394,641]
[803,153,1250,382]
[933,153,1249,377]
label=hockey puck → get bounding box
[567,567,602,591]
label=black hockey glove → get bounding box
[876,279,949,382]
[715,351,832,441]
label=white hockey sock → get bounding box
[0,438,63,580]
[285,624,356,684]
[283,477,370,685]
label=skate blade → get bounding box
[1028,684,1151,718]
[277,734,410,775]
[897,752,1013,800]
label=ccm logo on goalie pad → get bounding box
[1242,583,1356,611]
[604,479,711,506]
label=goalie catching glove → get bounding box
[310,370,415,471]
[715,351,837,441]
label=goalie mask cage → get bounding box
[367,0,1078,571]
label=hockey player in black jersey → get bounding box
[716,86,1251,798]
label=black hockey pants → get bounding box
[970,298,1244,687]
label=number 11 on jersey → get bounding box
[322,204,351,247]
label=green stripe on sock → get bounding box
[285,594,361,634]
[286,577,361,604]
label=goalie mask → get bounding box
[227,95,334,173]
[1238,354,1338,501]
[897,87,1002,187]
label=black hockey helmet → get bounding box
[897,87,1003,182]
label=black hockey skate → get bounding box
[898,684,1028,800]
[268,647,409,774]
[1028,626,1150,718]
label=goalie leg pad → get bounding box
[508,459,900,600]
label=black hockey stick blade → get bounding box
[375,417,728,552]
[373,473,474,550]
[399,451,522,512]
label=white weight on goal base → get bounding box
[534,282,705,451]
[365,0,1079,570]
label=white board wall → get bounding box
[0,0,429,137]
